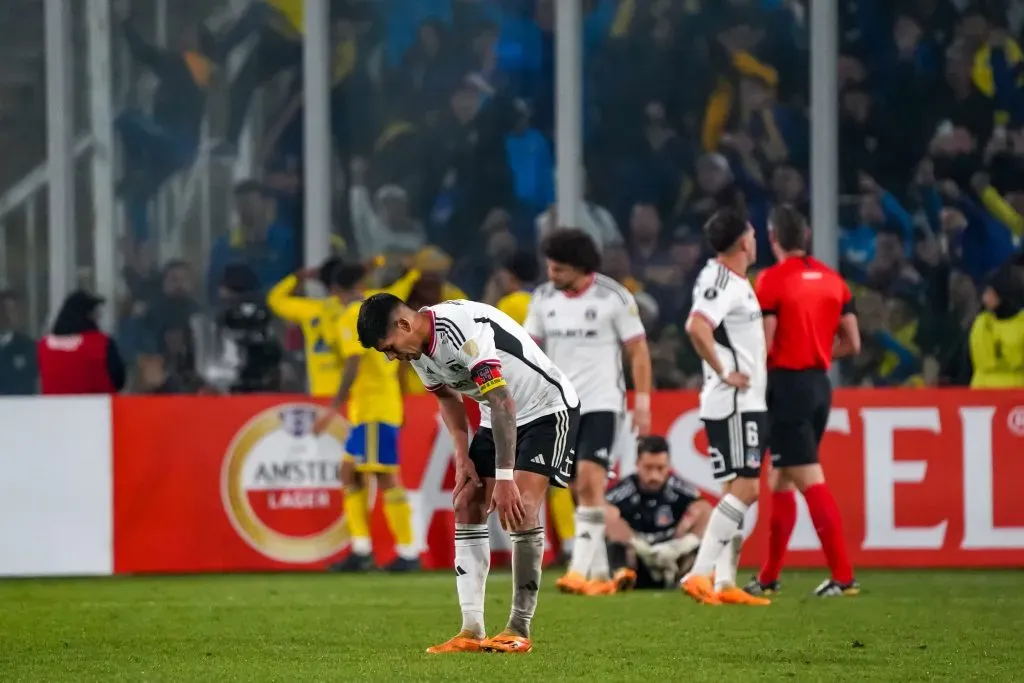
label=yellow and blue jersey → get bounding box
[267,275,346,397]
[334,269,423,471]
[267,268,421,397]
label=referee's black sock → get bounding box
[607,541,628,573]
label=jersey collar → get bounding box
[563,274,595,298]
[421,307,438,356]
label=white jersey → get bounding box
[688,259,767,420]
[411,300,579,428]
[524,274,646,415]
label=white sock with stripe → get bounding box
[688,494,748,578]
[454,523,489,639]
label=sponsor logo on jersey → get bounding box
[221,404,353,563]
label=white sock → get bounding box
[396,544,418,560]
[713,529,744,591]
[568,507,604,577]
[589,523,610,581]
[688,494,748,578]
[454,523,490,639]
[351,537,372,555]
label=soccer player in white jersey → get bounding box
[525,229,652,596]
[356,293,580,654]
[679,208,771,606]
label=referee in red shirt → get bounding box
[744,205,862,598]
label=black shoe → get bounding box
[328,552,374,573]
[383,556,420,572]
[813,578,860,597]
[744,576,781,596]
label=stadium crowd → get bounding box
[4,0,1024,397]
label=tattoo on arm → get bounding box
[485,385,517,470]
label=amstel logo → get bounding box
[221,403,351,563]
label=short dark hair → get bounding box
[637,434,670,457]
[769,204,807,252]
[234,179,268,197]
[357,293,405,349]
[328,261,367,290]
[318,257,342,286]
[703,208,749,254]
[541,228,601,274]
[504,250,540,284]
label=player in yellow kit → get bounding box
[314,263,421,572]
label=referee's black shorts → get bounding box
[766,368,832,468]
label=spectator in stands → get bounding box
[535,171,622,253]
[505,99,555,234]
[213,0,305,156]
[38,291,125,395]
[0,290,37,395]
[136,261,203,394]
[970,262,1024,388]
[114,7,213,242]
[207,180,297,302]
[349,157,427,260]
[397,19,460,118]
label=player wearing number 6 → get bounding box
[679,209,770,606]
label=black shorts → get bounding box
[469,408,580,488]
[702,411,769,482]
[767,369,832,468]
[573,411,618,471]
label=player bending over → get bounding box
[605,436,711,590]
[312,262,422,572]
[356,293,579,654]
[527,229,652,596]
[679,209,771,606]
[745,205,860,598]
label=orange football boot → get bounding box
[481,631,533,654]
[425,631,484,654]
[580,578,617,596]
[680,574,721,605]
[555,571,587,594]
[612,567,638,592]
[716,586,771,606]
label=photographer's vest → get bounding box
[38,331,115,395]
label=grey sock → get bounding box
[507,526,544,638]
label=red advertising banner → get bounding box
[112,390,1024,574]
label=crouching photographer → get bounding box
[197,264,283,393]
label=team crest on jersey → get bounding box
[655,505,674,527]
[585,307,597,320]
[746,447,762,469]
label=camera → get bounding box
[220,296,282,394]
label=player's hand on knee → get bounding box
[488,479,526,530]
[452,454,481,503]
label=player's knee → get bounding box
[788,464,825,492]
[575,461,607,505]
[340,460,360,488]
[727,477,760,506]
[374,471,398,490]
[453,493,488,524]
[769,468,796,492]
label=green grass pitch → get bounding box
[1,570,1020,681]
